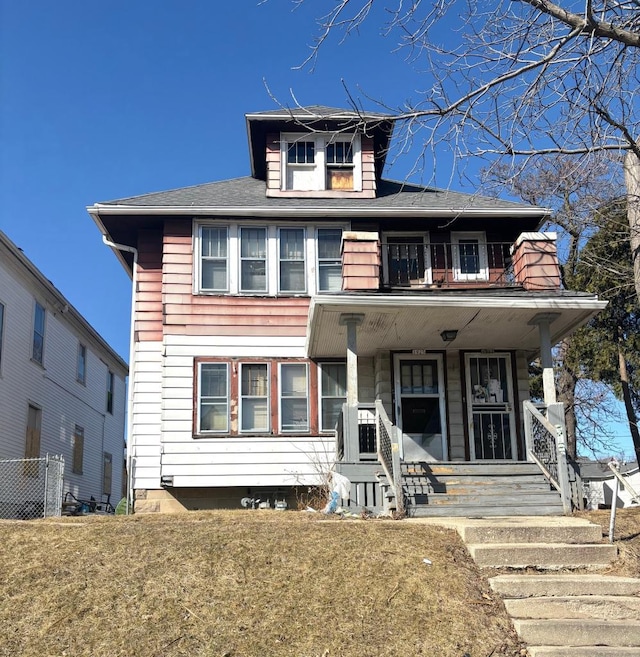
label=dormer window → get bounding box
[281,133,361,192]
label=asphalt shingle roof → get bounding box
[98,176,542,213]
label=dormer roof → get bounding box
[245,105,395,181]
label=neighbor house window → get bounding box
[317,228,342,292]
[0,301,4,372]
[103,452,113,497]
[240,363,269,432]
[282,133,361,192]
[77,344,87,384]
[240,227,267,292]
[106,371,114,414]
[200,226,228,291]
[32,301,45,364]
[452,232,489,281]
[72,425,84,475]
[279,363,309,432]
[198,362,229,433]
[279,228,306,293]
[319,363,347,431]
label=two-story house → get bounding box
[0,229,127,516]
[88,106,606,515]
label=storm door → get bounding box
[393,354,447,461]
[465,353,517,460]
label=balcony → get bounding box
[341,231,561,292]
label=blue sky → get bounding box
[1,1,634,457]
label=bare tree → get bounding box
[292,0,640,299]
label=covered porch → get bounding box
[306,293,607,515]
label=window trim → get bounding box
[280,132,362,192]
[197,361,230,434]
[32,301,46,365]
[451,231,489,282]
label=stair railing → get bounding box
[523,400,573,514]
[375,399,405,515]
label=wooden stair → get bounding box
[397,461,564,517]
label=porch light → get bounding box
[440,329,458,343]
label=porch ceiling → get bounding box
[306,293,607,358]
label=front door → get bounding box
[394,354,447,461]
[465,353,518,460]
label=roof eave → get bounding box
[88,203,551,219]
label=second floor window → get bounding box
[197,223,344,296]
[32,301,45,365]
[77,344,87,384]
[106,371,114,414]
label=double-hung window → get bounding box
[319,363,347,432]
[201,226,228,291]
[282,133,361,192]
[240,363,269,432]
[452,232,489,281]
[199,363,229,433]
[280,363,309,432]
[279,228,306,293]
[240,227,267,292]
[32,301,45,365]
[317,228,342,292]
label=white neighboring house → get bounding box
[0,229,127,505]
[580,460,640,509]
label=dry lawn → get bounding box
[0,511,525,657]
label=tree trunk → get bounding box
[624,150,640,306]
[618,337,640,464]
[556,338,578,459]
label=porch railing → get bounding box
[382,241,516,288]
[523,400,583,513]
[375,400,405,515]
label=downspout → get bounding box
[102,235,138,515]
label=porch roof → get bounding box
[306,291,607,358]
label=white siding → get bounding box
[130,341,163,490]
[0,243,126,503]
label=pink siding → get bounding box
[159,221,309,338]
[512,235,561,290]
[342,232,380,291]
[135,229,163,342]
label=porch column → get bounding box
[339,313,364,462]
[529,313,560,405]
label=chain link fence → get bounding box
[0,455,65,520]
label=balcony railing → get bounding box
[382,241,516,288]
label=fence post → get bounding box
[43,454,50,518]
[547,402,572,514]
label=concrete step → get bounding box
[458,519,602,545]
[408,492,562,506]
[409,504,563,518]
[467,542,618,568]
[527,647,640,656]
[489,574,640,598]
[504,595,640,620]
[512,618,640,647]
